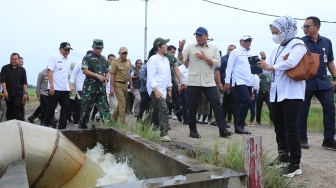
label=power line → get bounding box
[203,0,336,23]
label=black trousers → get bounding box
[234,85,252,128]
[6,94,23,120]
[74,92,82,124]
[40,95,49,122]
[188,86,228,132]
[138,91,151,120]
[298,88,335,141]
[256,91,272,123]
[222,89,239,124]
[44,90,70,128]
[271,99,302,164]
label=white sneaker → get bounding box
[160,135,171,142]
[172,115,177,120]
[94,114,101,122]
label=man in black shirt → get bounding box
[1,53,28,120]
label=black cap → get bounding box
[86,50,93,55]
[60,42,73,50]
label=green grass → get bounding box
[247,103,324,133]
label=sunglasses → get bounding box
[64,49,70,51]
[121,52,128,55]
[243,39,252,43]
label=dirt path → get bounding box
[24,106,335,187]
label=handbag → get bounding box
[284,43,320,81]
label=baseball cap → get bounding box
[153,38,170,47]
[119,46,128,53]
[60,42,73,50]
[240,34,253,41]
[93,39,104,48]
[194,27,208,35]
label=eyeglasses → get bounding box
[301,25,314,30]
[243,39,252,43]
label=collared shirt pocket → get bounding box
[188,71,199,85]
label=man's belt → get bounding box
[260,90,269,94]
[114,81,127,84]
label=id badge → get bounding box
[324,54,328,63]
[271,71,275,82]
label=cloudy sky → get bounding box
[1,0,335,85]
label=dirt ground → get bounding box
[24,105,336,188]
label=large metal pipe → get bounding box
[0,120,104,188]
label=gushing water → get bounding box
[86,143,138,186]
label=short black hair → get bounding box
[306,16,321,26]
[11,53,20,59]
[108,54,116,59]
[228,44,236,49]
[167,45,176,51]
[135,59,142,64]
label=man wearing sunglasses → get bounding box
[298,16,336,150]
[224,35,257,135]
[78,39,111,129]
[43,42,72,129]
[111,47,133,124]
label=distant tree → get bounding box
[28,84,36,89]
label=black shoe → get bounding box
[322,138,336,149]
[182,121,189,125]
[282,163,302,178]
[28,116,34,123]
[78,124,88,129]
[189,131,201,138]
[67,116,73,123]
[176,114,182,122]
[58,125,67,130]
[300,140,310,149]
[268,159,288,169]
[152,124,159,131]
[219,129,233,138]
[210,121,216,126]
[234,127,251,134]
[168,126,171,130]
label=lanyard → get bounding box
[273,46,286,65]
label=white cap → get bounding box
[240,34,253,40]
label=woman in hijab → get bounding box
[146,37,172,142]
[257,16,306,178]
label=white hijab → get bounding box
[270,16,298,44]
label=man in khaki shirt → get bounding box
[178,27,232,139]
[110,47,133,123]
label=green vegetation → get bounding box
[247,103,324,133]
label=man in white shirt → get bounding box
[178,27,233,139]
[69,50,91,125]
[224,35,255,134]
[43,42,72,129]
[178,61,189,124]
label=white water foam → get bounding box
[85,143,138,186]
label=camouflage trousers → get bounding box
[79,87,110,127]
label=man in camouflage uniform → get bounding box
[165,45,184,121]
[111,47,133,124]
[78,39,110,129]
